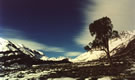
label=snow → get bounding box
[0,38,11,51]
[73,31,135,62]
[17,45,48,60]
[0,37,68,62]
[1,30,135,63]
[84,77,92,80]
[0,38,18,52]
[3,70,53,80]
[47,77,77,80]
[19,47,35,57]
[98,76,112,80]
[48,56,66,61]
[40,56,49,60]
[109,31,135,51]
[47,77,113,80]
[125,62,135,74]
[0,54,3,57]
[35,50,44,55]
[41,56,67,61]
[72,51,105,62]
[0,38,8,44]
[0,76,113,80]
[0,30,135,80]
[7,53,14,56]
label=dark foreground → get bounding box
[1,58,135,80]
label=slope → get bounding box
[73,31,135,62]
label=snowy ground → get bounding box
[1,31,135,80]
[1,60,134,80]
[72,31,135,62]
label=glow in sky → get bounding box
[75,0,135,46]
[0,0,135,58]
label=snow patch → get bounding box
[98,76,112,80]
[73,31,135,62]
[48,77,77,80]
[3,70,53,80]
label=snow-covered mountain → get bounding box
[0,38,46,59]
[0,38,49,67]
[1,30,135,66]
[1,31,135,80]
[0,38,71,68]
[72,30,135,62]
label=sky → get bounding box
[0,0,135,58]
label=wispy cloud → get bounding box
[65,52,82,57]
[75,0,135,46]
[0,27,26,38]
[74,27,94,46]
[5,38,65,53]
[0,27,65,53]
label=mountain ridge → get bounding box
[72,30,135,62]
[1,30,135,79]
[0,38,70,68]
[0,30,135,65]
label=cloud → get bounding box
[75,0,135,46]
[0,28,65,53]
[65,52,82,57]
[74,27,94,46]
[5,38,65,53]
[0,27,26,38]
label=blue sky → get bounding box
[0,0,135,58]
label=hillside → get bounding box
[72,31,135,62]
[0,38,70,69]
[1,31,135,80]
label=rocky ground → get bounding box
[1,47,135,80]
[1,57,135,80]
[1,32,135,80]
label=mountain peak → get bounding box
[0,38,70,67]
[0,38,48,67]
[0,38,10,45]
[0,38,15,52]
[73,30,135,62]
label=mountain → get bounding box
[0,38,49,67]
[1,30,135,66]
[1,31,135,80]
[72,30,135,62]
[0,38,70,68]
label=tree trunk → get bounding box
[106,47,113,66]
[105,38,113,66]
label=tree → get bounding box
[89,17,118,65]
[111,30,120,39]
[84,45,91,51]
[84,42,92,51]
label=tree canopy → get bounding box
[88,17,120,65]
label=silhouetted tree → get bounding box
[84,42,93,51]
[111,30,120,39]
[84,45,91,51]
[89,17,118,65]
